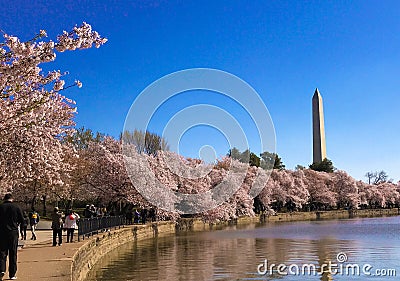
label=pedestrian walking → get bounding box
[140,208,148,224]
[125,210,133,225]
[28,207,40,240]
[19,211,29,240]
[149,208,156,222]
[89,204,96,217]
[63,210,80,243]
[83,205,93,218]
[134,209,140,224]
[51,207,64,246]
[0,193,24,280]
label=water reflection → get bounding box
[86,216,400,281]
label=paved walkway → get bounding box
[2,221,85,281]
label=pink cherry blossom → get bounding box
[0,23,106,200]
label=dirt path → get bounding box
[2,221,84,281]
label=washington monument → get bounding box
[312,88,327,163]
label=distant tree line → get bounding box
[228,147,336,173]
[121,129,169,156]
[228,148,285,170]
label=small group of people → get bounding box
[0,193,83,279]
[125,208,156,224]
[83,204,107,218]
[51,207,80,246]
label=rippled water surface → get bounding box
[86,216,400,281]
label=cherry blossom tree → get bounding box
[77,137,139,205]
[331,170,360,209]
[378,182,400,208]
[121,145,400,218]
[199,161,259,222]
[0,23,107,198]
[356,180,370,208]
[69,137,400,219]
[256,174,275,213]
[360,181,385,208]
[4,22,399,219]
[302,169,337,210]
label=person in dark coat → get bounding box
[140,209,148,224]
[51,207,64,246]
[19,211,29,240]
[0,193,24,280]
[133,209,140,224]
[125,210,133,225]
[83,205,92,218]
[149,208,156,222]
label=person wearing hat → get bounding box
[51,207,64,246]
[0,193,24,280]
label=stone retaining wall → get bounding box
[71,222,176,281]
[262,208,400,222]
[72,208,400,281]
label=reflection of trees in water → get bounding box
[85,235,177,280]
[316,239,336,281]
[314,239,356,281]
[86,225,354,281]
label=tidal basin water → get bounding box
[86,216,400,281]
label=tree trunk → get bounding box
[67,198,73,210]
[42,195,47,216]
[31,195,36,210]
[30,181,38,211]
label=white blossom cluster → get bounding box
[0,23,106,195]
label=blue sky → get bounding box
[2,0,399,182]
